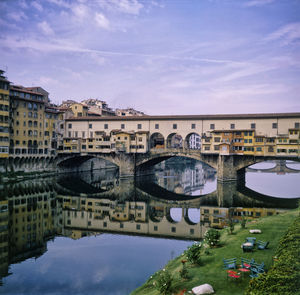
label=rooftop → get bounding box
[66,112,300,122]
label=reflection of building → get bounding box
[6,182,61,265]
[156,159,216,196]
[200,206,287,229]
[0,200,9,278]
[60,195,206,240]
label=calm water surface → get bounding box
[0,158,299,294]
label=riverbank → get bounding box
[131,209,299,295]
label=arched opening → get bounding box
[150,133,165,149]
[185,133,201,150]
[245,160,300,199]
[186,208,200,224]
[169,208,182,223]
[167,133,183,149]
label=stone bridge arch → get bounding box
[136,151,218,172]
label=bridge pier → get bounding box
[116,153,136,178]
[217,155,239,182]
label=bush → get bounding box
[227,219,235,234]
[184,242,202,265]
[179,263,189,279]
[155,269,173,295]
[204,228,221,248]
[241,217,247,229]
[245,216,300,295]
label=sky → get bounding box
[0,0,300,115]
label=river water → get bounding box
[0,158,299,295]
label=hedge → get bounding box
[245,215,300,295]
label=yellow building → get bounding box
[0,70,10,158]
[70,103,88,117]
[44,107,59,155]
[243,130,255,155]
[10,85,46,155]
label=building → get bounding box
[62,114,300,157]
[0,70,10,158]
[69,103,88,117]
[116,108,145,116]
[82,99,115,116]
[9,85,48,155]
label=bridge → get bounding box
[57,112,300,180]
[246,160,300,174]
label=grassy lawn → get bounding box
[131,209,299,295]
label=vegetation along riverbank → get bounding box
[131,209,300,295]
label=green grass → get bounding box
[131,210,299,295]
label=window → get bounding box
[272,123,277,129]
[191,123,196,129]
[295,122,300,128]
[68,123,72,128]
[137,124,142,129]
[136,224,141,230]
[154,226,158,231]
[256,147,262,151]
[214,145,220,151]
[190,229,194,234]
[210,124,215,129]
[171,227,176,233]
[155,124,159,129]
[251,123,256,129]
[89,123,92,128]
[230,123,235,129]
[82,131,85,138]
[255,138,263,142]
[173,123,177,129]
[214,137,221,142]
[121,124,125,129]
[104,124,108,129]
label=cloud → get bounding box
[38,21,55,36]
[47,0,71,8]
[265,22,300,45]
[19,0,29,9]
[7,11,28,22]
[94,13,110,29]
[32,1,43,11]
[72,4,89,19]
[245,0,275,7]
[2,36,240,68]
[98,0,144,15]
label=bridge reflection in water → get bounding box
[0,161,299,281]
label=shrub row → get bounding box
[245,215,300,295]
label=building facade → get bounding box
[60,114,300,157]
[0,71,10,158]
